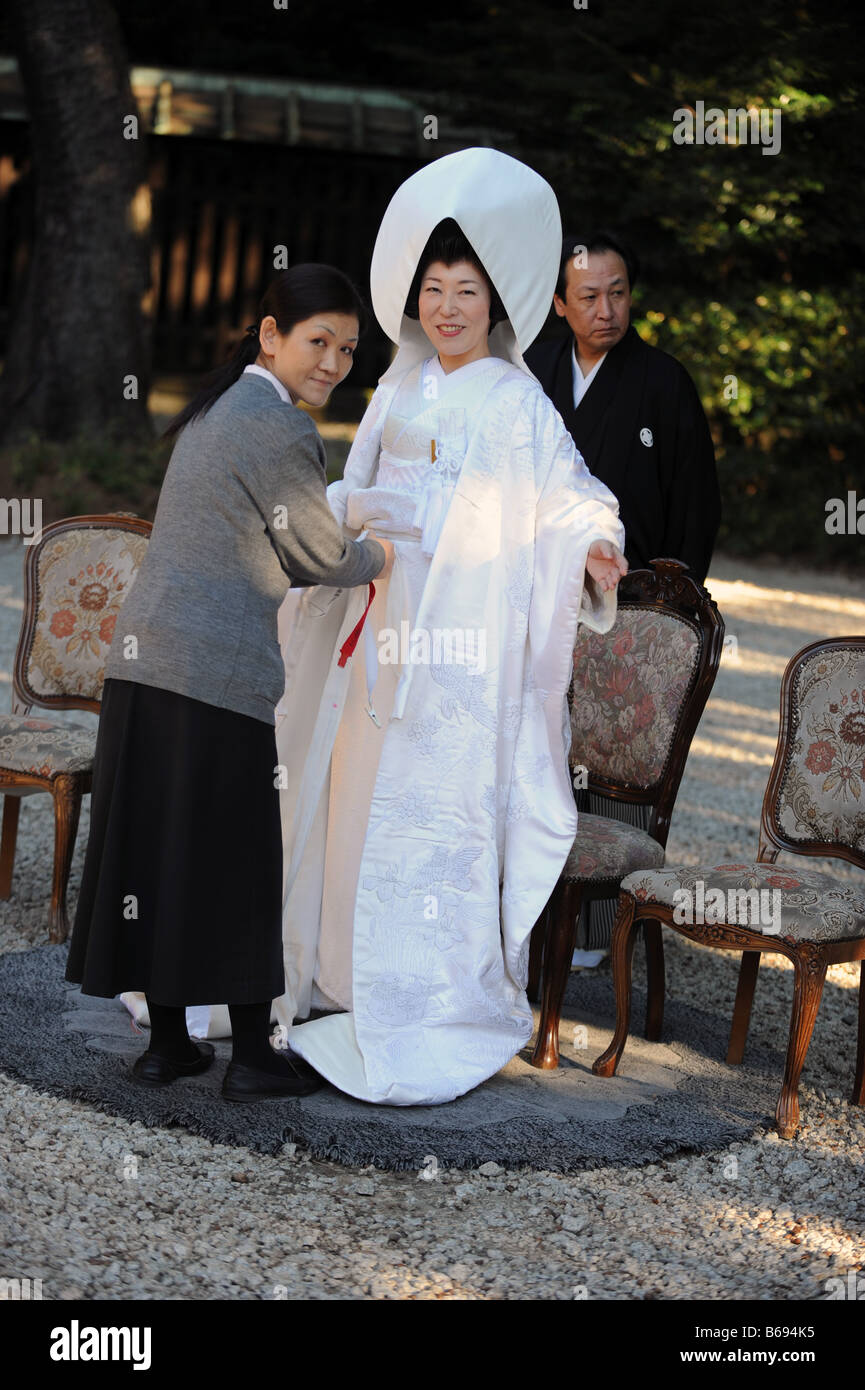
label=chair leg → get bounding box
[853,959,865,1109]
[776,947,828,1140]
[592,894,638,1078]
[530,881,581,1070]
[49,775,82,945]
[643,918,665,1041]
[727,951,761,1064]
[0,794,21,899]
[527,903,547,1004]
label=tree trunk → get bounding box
[0,0,152,443]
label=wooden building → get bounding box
[0,57,499,389]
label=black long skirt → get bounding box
[65,678,285,1006]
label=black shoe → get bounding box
[222,1053,323,1102]
[132,1041,215,1087]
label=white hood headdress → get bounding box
[370,147,562,382]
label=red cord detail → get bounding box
[337,582,376,667]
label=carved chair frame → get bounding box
[594,635,865,1138]
[0,514,151,941]
[529,558,725,1068]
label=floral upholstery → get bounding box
[563,812,665,882]
[622,863,865,943]
[570,609,700,790]
[22,526,149,703]
[770,645,865,858]
[0,716,96,777]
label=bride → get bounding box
[272,148,627,1106]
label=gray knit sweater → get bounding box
[105,373,384,724]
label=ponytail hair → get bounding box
[162,263,367,440]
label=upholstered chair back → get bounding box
[14,516,152,715]
[762,637,865,869]
[570,607,700,792]
[567,559,724,842]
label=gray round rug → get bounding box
[0,945,784,1171]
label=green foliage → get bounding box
[635,270,865,563]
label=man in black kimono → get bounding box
[526,233,721,961]
[524,231,720,584]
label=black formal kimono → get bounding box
[524,326,721,584]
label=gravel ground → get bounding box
[0,538,863,1301]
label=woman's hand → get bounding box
[369,534,395,580]
[586,540,628,593]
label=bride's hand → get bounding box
[586,540,628,593]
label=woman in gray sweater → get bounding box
[66,265,390,1101]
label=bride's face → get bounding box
[417,259,492,370]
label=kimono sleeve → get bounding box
[326,380,397,529]
[529,390,626,694]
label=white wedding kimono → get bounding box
[273,352,625,1105]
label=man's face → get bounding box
[553,249,631,357]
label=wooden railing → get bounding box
[0,57,497,157]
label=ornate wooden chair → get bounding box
[0,514,151,942]
[594,636,865,1139]
[529,558,724,1068]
